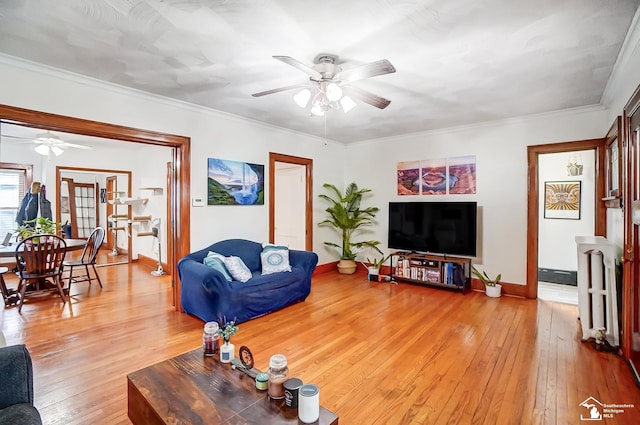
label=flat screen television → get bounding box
[388,201,477,257]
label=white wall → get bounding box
[0,55,346,265]
[538,150,595,271]
[345,108,609,286]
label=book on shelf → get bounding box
[442,262,455,285]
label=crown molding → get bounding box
[349,104,606,148]
[600,6,640,108]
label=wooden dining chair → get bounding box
[15,234,67,312]
[64,227,106,292]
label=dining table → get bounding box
[0,238,87,307]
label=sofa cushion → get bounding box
[224,256,252,282]
[261,245,291,275]
[0,403,42,425]
[203,252,233,282]
[230,267,305,290]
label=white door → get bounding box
[274,163,306,250]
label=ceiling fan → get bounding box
[1,131,92,156]
[252,54,396,116]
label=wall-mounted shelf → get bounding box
[132,215,152,222]
[139,187,163,195]
[108,197,149,206]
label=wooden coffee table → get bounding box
[127,348,339,425]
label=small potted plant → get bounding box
[364,249,390,281]
[472,266,502,298]
[217,319,239,363]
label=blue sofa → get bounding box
[0,345,42,425]
[178,239,318,324]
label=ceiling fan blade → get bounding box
[63,142,92,150]
[338,59,396,82]
[1,134,32,141]
[343,86,391,109]
[273,56,323,80]
[252,83,312,97]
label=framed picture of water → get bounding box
[544,181,581,220]
[207,158,265,205]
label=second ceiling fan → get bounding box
[252,54,396,116]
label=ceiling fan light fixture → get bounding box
[310,103,325,116]
[34,144,50,156]
[293,89,311,108]
[51,146,64,156]
[340,96,357,113]
[325,82,343,102]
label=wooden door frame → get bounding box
[105,176,117,252]
[268,153,313,251]
[526,138,607,299]
[622,84,640,361]
[0,104,190,309]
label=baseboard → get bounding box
[470,278,527,298]
[537,267,577,286]
[314,261,371,275]
[137,253,169,275]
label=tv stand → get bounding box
[389,251,471,294]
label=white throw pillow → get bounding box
[203,251,233,282]
[261,245,292,275]
[224,256,252,283]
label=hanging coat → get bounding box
[16,192,39,225]
[40,185,52,220]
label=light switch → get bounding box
[192,198,205,207]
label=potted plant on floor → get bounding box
[318,182,381,274]
[472,266,502,297]
[365,251,390,281]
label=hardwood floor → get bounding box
[2,262,639,424]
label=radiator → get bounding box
[575,236,619,347]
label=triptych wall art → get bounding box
[397,156,477,195]
[207,158,265,205]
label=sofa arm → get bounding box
[289,249,319,276]
[178,259,231,293]
[0,345,35,410]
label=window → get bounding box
[604,117,622,208]
[0,163,30,236]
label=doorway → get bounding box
[269,153,313,251]
[526,139,606,299]
[0,104,190,308]
[56,167,133,265]
[536,149,596,304]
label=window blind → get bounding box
[0,169,25,236]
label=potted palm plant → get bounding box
[318,182,381,274]
[471,266,502,297]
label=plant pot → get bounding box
[367,266,380,281]
[337,259,357,275]
[485,283,502,298]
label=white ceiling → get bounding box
[0,0,638,144]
